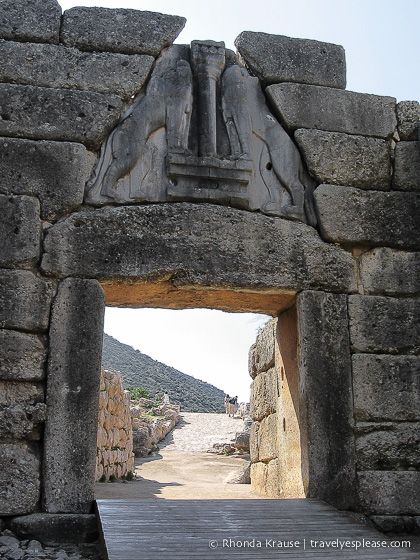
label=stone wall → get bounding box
[1,0,418,539]
[96,369,134,482]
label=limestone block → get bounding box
[0,194,41,266]
[44,278,105,513]
[0,402,46,440]
[0,270,51,332]
[250,462,267,495]
[266,459,282,498]
[296,130,391,189]
[349,296,420,354]
[358,471,420,515]
[41,204,356,295]
[267,84,396,138]
[397,101,420,141]
[248,319,275,377]
[352,354,420,421]
[0,84,123,150]
[0,330,46,380]
[0,0,61,44]
[355,423,420,470]
[393,142,420,192]
[10,513,98,545]
[0,41,154,100]
[61,7,186,56]
[297,291,356,510]
[0,381,43,406]
[0,138,93,221]
[250,368,278,422]
[314,185,420,249]
[359,248,420,296]
[258,413,278,462]
[0,442,40,515]
[235,32,346,88]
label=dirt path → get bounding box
[96,412,261,500]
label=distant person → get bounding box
[224,394,230,414]
[228,395,238,417]
[163,391,170,404]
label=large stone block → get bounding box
[258,413,278,462]
[0,442,40,515]
[250,368,278,422]
[0,194,40,267]
[0,270,51,332]
[41,204,356,295]
[349,296,420,354]
[297,291,356,510]
[248,319,275,377]
[10,513,98,545]
[0,41,154,99]
[0,0,61,44]
[0,381,43,406]
[0,84,123,150]
[250,421,259,463]
[0,402,46,440]
[44,278,105,513]
[267,84,396,138]
[314,185,420,249]
[356,423,420,470]
[0,330,46,380]
[61,7,186,56]
[296,130,391,189]
[397,101,420,141]
[358,471,420,515]
[235,32,346,88]
[359,248,420,296]
[0,138,93,221]
[352,354,420,421]
[393,142,420,192]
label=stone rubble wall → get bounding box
[96,370,134,482]
[0,0,419,539]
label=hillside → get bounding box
[102,333,225,413]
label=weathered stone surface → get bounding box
[393,142,420,192]
[352,354,420,421]
[297,291,356,510]
[370,515,415,534]
[0,0,61,44]
[44,278,104,513]
[10,514,98,545]
[61,8,186,56]
[296,130,391,189]
[250,421,259,463]
[0,138,93,221]
[267,84,396,138]
[0,41,154,99]
[41,204,355,295]
[0,381,43,406]
[315,185,420,249]
[0,195,40,267]
[0,402,46,440]
[235,32,346,88]
[258,413,278,462]
[250,459,282,497]
[0,330,46,381]
[349,296,420,354]
[358,471,420,515]
[0,84,123,150]
[248,320,275,377]
[359,248,420,296]
[0,270,51,332]
[397,101,420,141]
[356,423,420,470]
[0,442,40,515]
[250,368,278,422]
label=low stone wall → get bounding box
[96,369,134,481]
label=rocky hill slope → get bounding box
[102,334,225,413]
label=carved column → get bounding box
[191,40,225,157]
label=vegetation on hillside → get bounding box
[102,334,225,413]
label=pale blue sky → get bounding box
[60,0,418,402]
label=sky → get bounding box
[59,0,418,403]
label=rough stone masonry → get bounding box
[0,0,419,545]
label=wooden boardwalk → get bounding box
[96,499,419,559]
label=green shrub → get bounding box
[127,386,150,400]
